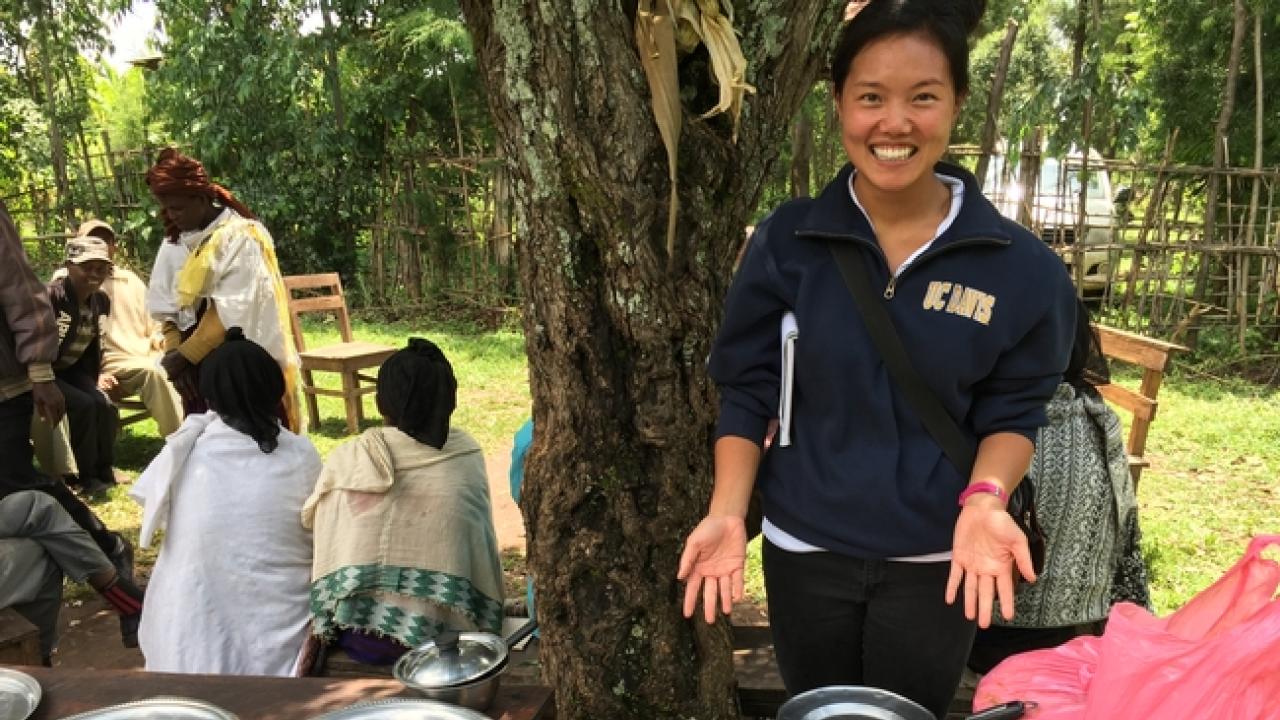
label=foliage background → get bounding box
[4,0,1280,292]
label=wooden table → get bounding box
[3,664,553,720]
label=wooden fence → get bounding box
[951,143,1280,350]
[3,139,157,274]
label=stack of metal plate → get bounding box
[311,698,490,719]
[59,697,238,719]
[0,668,40,720]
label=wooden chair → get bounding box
[117,395,152,427]
[283,274,397,434]
[1092,324,1187,488]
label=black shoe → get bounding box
[110,534,135,583]
[78,476,114,498]
[120,613,140,648]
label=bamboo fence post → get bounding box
[1124,131,1178,314]
[100,132,130,229]
[1258,178,1276,325]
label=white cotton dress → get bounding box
[131,413,321,676]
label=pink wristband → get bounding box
[958,482,1008,507]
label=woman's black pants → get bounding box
[763,538,976,720]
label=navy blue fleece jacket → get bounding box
[709,162,1077,559]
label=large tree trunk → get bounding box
[458,3,844,718]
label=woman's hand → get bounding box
[945,494,1036,628]
[677,515,748,624]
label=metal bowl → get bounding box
[0,668,41,720]
[776,686,934,720]
[311,698,491,719]
[58,697,239,720]
[392,631,509,711]
[392,665,503,711]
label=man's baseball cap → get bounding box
[75,219,116,241]
[65,236,113,265]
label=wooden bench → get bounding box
[117,395,152,427]
[1092,324,1187,488]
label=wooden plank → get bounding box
[283,273,341,290]
[290,296,346,314]
[1093,324,1186,371]
[1095,383,1157,421]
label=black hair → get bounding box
[1065,298,1111,389]
[200,327,285,453]
[376,337,457,450]
[831,0,986,98]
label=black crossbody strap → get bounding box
[828,242,976,475]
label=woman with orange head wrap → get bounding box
[144,148,303,432]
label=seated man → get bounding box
[45,235,120,495]
[303,338,504,666]
[61,221,182,437]
[131,328,321,676]
[0,491,144,660]
[1,200,133,581]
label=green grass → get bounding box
[79,322,1279,617]
[1132,365,1280,613]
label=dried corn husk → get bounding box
[673,0,754,133]
[636,0,682,258]
[635,0,755,264]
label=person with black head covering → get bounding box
[130,328,321,676]
[302,338,504,668]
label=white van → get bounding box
[982,148,1127,296]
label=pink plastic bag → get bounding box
[976,535,1280,720]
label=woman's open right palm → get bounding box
[677,515,748,624]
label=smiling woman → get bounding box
[677,0,1080,716]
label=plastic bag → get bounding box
[975,534,1280,719]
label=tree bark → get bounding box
[790,110,812,198]
[458,3,844,717]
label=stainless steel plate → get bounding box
[0,668,41,720]
[311,698,490,719]
[60,697,239,720]
[776,686,933,720]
